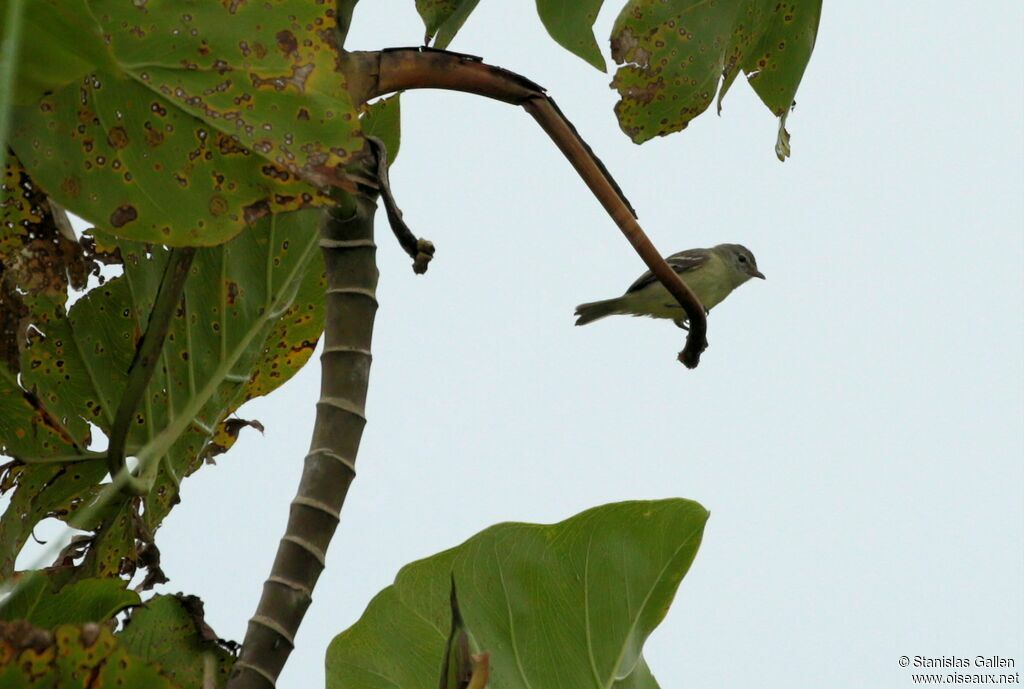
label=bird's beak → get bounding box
[751,269,766,280]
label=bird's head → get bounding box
[714,244,765,283]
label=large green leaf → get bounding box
[0,622,180,689]
[610,0,821,156]
[536,0,607,71]
[327,499,708,689]
[7,0,362,245]
[0,209,325,578]
[119,595,235,689]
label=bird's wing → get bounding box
[625,249,711,294]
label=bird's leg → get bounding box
[674,318,689,331]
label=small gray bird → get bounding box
[574,244,765,327]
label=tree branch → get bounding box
[106,247,196,493]
[226,192,378,689]
[344,47,708,367]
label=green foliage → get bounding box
[0,1,826,684]
[610,0,821,154]
[0,208,325,578]
[0,622,181,688]
[416,0,482,49]
[1,0,109,105]
[536,0,607,71]
[6,0,363,246]
[0,0,26,165]
[0,156,97,467]
[723,0,823,117]
[12,76,333,247]
[0,575,139,628]
[438,579,474,689]
[327,499,708,689]
[414,0,821,156]
[361,95,402,166]
[0,461,107,581]
[337,1,360,48]
[119,595,235,689]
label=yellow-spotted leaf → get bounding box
[0,210,325,578]
[8,0,363,245]
[0,622,180,689]
[611,0,821,157]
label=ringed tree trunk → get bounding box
[228,192,378,689]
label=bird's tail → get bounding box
[574,297,623,326]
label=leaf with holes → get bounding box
[326,499,708,689]
[0,461,109,580]
[0,155,111,461]
[1,154,94,308]
[0,209,325,578]
[610,0,821,156]
[9,0,363,246]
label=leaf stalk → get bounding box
[105,247,196,494]
[344,47,708,366]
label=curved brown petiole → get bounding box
[364,135,435,274]
[344,47,708,367]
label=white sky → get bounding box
[15,2,1024,688]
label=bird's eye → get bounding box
[738,255,747,263]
